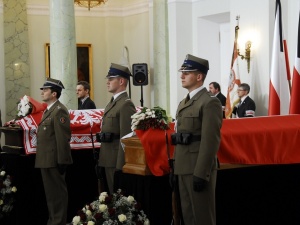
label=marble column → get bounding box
[153,0,170,113]
[3,0,30,121]
[49,0,77,109]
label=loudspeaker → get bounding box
[132,63,148,86]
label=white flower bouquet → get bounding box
[72,189,150,225]
[16,95,32,119]
[0,169,17,220]
[131,106,171,131]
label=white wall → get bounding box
[197,18,221,89]
[123,12,151,107]
[168,1,194,117]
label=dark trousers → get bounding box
[41,168,68,225]
[178,171,217,225]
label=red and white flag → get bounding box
[225,17,241,119]
[289,11,300,114]
[269,0,291,115]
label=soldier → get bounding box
[35,78,73,225]
[173,54,223,225]
[97,63,136,194]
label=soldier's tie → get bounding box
[185,94,190,104]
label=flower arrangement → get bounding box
[16,95,32,119]
[72,189,149,225]
[131,106,171,131]
[0,169,17,220]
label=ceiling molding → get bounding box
[26,2,149,17]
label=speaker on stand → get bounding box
[132,63,148,107]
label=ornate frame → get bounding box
[45,43,94,99]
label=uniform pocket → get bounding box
[107,112,119,126]
[188,142,200,153]
[184,111,200,130]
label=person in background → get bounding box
[209,81,226,118]
[76,81,96,110]
[35,78,73,225]
[232,83,256,118]
[97,63,136,194]
[173,54,222,225]
[72,82,100,212]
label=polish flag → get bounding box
[268,0,291,115]
[289,10,300,114]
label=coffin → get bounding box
[121,136,152,176]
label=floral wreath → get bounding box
[16,95,32,119]
[131,106,171,131]
[0,168,17,220]
[72,189,149,225]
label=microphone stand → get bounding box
[140,86,144,107]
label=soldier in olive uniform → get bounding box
[35,78,73,225]
[173,55,223,225]
[98,63,136,194]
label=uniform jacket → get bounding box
[99,92,136,170]
[78,97,96,110]
[174,88,223,181]
[35,101,73,168]
[216,92,226,118]
[232,96,256,118]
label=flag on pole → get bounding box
[289,10,300,114]
[225,16,241,119]
[268,0,291,115]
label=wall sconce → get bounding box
[238,41,251,73]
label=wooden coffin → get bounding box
[121,136,152,176]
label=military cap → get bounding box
[106,63,131,80]
[40,78,65,92]
[178,54,209,74]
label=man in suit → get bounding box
[74,81,99,210]
[173,54,222,225]
[97,63,136,194]
[232,83,256,118]
[209,81,226,118]
[35,78,73,225]
[76,81,96,110]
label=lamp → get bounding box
[238,40,251,73]
[74,0,107,10]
